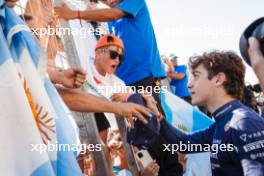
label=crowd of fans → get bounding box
[3,0,264,175]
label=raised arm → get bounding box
[160,118,215,154]
[54,3,126,22]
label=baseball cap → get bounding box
[126,93,160,149]
[95,34,124,50]
[169,54,178,61]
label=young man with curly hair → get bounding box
[146,51,264,176]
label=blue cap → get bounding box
[126,93,160,149]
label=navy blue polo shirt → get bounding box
[160,100,264,176]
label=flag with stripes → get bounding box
[1,6,82,175]
[0,7,55,175]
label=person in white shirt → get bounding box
[84,34,130,144]
[84,34,134,175]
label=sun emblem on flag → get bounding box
[19,73,55,144]
[178,124,189,132]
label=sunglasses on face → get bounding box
[109,50,124,62]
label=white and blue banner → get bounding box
[161,90,213,132]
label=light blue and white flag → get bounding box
[4,6,57,166]
[1,6,82,175]
[161,89,213,176]
[0,9,55,176]
[161,90,213,132]
[45,80,82,176]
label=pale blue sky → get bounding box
[147,0,263,84]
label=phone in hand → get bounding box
[135,149,153,168]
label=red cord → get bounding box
[77,10,83,27]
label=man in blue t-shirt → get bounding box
[168,54,191,102]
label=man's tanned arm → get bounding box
[54,4,126,22]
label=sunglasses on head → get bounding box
[109,50,124,62]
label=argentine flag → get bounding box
[161,90,213,132]
[45,80,82,176]
[161,89,213,176]
[0,7,55,176]
[4,5,57,168]
[1,5,82,175]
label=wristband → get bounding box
[157,112,163,120]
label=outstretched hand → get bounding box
[54,3,76,20]
[114,102,151,128]
[61,67,87,88]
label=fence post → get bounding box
[53,1,109,175]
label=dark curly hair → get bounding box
[188,51,245,100]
